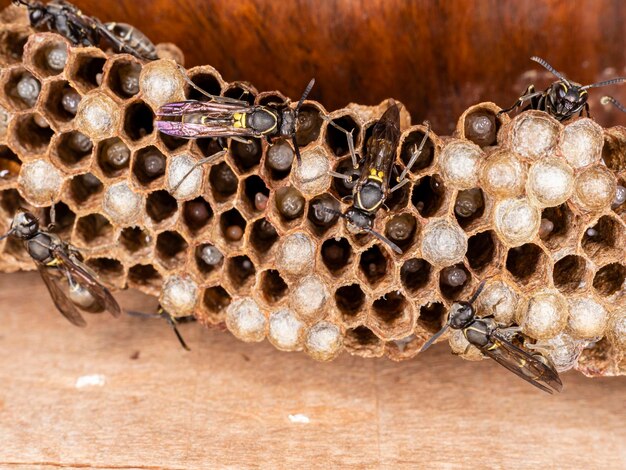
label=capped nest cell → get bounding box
[0,7,624,377]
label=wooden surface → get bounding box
[0,272,624,469]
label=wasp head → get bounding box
[548,82,587,120]
[344,207,374,234]
[10,211,39,239]
[278,107,296,137]
[448,301,475,330]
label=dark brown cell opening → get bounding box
[439,264,472,300]
[155,231,188,269]
[196,137,224,160]
[506,243,547,286]
[120,226,151,253]
[325,115,360,157]
[0,146,21,182]
[257,92,287,107]
[307,194,340,235]
[186,72,221,100]
[274,186,305,222]
[400,128,435,173]
[123,101,154,141]
[330,158,360,199]
[97,137,130,177]
[69,173,103,205]
[70,54,106,91]
[553,255,587,294]
[75,214,113,246]
[346,326,381,347]
[146,190,178,223]
[295,104,323,147]
[223,83,256,104]
[219,208,247,243]
[372,291,407,325]
[204,286,232,314]
[540,204,574,249]
[360,122,376,156]
[0,31,28,65]
[359,245,388,286]
[86,257,124,283]
[128,264,161,288]
[132,146,166,186]
[260,270,287,304]
[601,132,626,172]
[194,243,223,275]
[321,237,352,275]
[3,69,40,110]
[385,213,417,251]
[0,188,29,216]
[14,114,53,153]
[209,162,238,201]
[243,175,269,213]
[32,41,68,77]
[418,302,446,333]
[44,81,80,123]
[385,167,411,212]
[335,284,365,320]
[582,216,622,259]
[454,188,485,230]
[106,60,142,98]
[183,197,213,232]
[411,175,446,217]
[226,255,256,290]
[159,133,188,151]
[467,231,496,272]
[249,218,278,254]
[42,202,74,236]
[401,258,432,294]
[231,138,262,173]
[593,263,626,296]
[463,109,500,147]
[55,131,93,167]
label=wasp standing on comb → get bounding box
[498,56,626,121]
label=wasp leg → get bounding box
[497,326,522,341]
[231,136,253,145]
[47,201,56,232]
[497,85,543,115]
[329,170,353,182]
[170,150,227,196]
[392,120,431,193]
[320,114,358,169]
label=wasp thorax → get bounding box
[449,302,474,329]
[248,108,277,133]
[357,182,384,211]
[11,211,39,239]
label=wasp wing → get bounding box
[53,248,122,319]
[37,264,87,327]
[156,100,250,117]
[482,333,563,394]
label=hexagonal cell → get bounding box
[265,140,295,180]
[12,113,53,155]
[97,137,130,178]
[321,237,352,276]
[325,115,360,157]
[43,81,81,124]
[335,284,366,322]
[295,104,323,147]
[0,145,21,185]
[52,131,93,170]
[132,146,166,187]
[75,214,114,247]
[417,302,446,334]
[67,52,106,93]
[553,255,588,294]
[219,208,246,245]
[182,197,213,234]
[601,128,626,172]
[159,133,188,152]
[439,264,472,300]
[399,127,435,174]
[539,204,576,251]
[358,244,388,286]
[230,138,262,174]
[106,59,141,98]
[155,231,188,270]
[249,218,278,255]
[582,216,625,261]
[68,173,103,205]
[466,230,498,273]
[186,72,221,100]
[454,188,485,230]
[0,30,28,65]
[29,39,68,78]
[85,257,124,285]
[243,175,269,214]
[209,162,238,202]
[345,326,382,354]
[123,101,154,141]
[274,186,305,224]
[203,285,232,320]
[307,193,340,235]
[42,202,75,238]
[119,226,151,254]
[146,190,178,224]
[194,243,223,276]
[371,291,410,333]
[400,258,432,295]
[411,175,446,217]
[331,158,360,199]
[593,263,626,297]
[2,68,40,110]
[385,213,417,252]
[462,107,502,147]
[128,264,162,290]
[506,243,548,288]
[226,255,256,291]
[260,269,288,304]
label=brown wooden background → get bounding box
[5,0,626,133]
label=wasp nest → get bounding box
[0,8,624,376]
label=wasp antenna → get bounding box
[364,226,403,255]
[420,323,450,352]
[295,78,315,113]
[468,278,490,306]
[530,56,571,87]
[176,64,218,101]
[0,228,14,241]
[601,95,626,113]
[581,77,626,90]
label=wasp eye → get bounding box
[30,9,43,22]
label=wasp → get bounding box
[14,0,157,60]
[420,281,563,394]
[498,56,626,122]
[127,307,193,351]
[324,101,430,255]
[0,208,122,326]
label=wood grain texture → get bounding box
[0,272,624,469]
[4,0,626,134]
